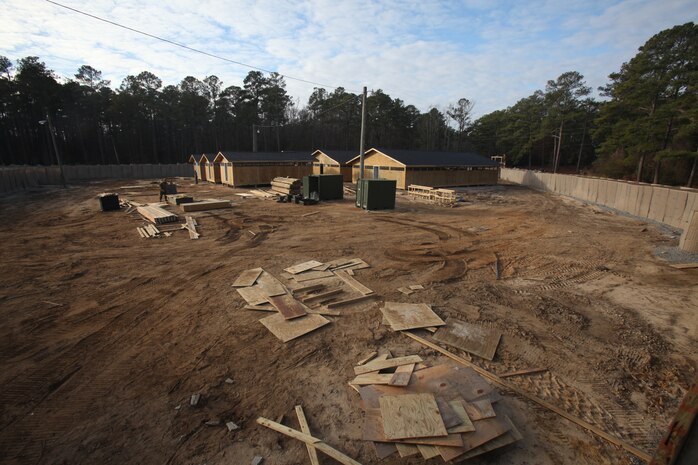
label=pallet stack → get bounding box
[270,177,301,196]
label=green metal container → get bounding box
[356,179,396,210]
[303,174,344,200]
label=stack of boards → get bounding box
[233,257,376,342]
[270,177,301,196]
[136,204,178,224]
[352,352,521,462]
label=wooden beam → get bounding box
[354,355,423,375]
[326,294,377,309]
[295,406,320,465]
[256,417,363,465]
[334,270,373,295]
[499,367,548,378]
[402,331,652,463]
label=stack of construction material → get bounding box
[351,352,521,462]
[270,177,301,196]
[408,184,458,206]
[136,204,178,224]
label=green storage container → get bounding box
[303,174,344,200]
[356,179,396,210]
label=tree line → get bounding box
[0,22,695,186]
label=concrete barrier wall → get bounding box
[500,168,698,230]
[0,164,193,193]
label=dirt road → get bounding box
[0,180,695,464]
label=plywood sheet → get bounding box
[437,414,512,461]
[350,373,395,385]
[381,302,445,331]
[362,409,462,446]
[379,393,448,440]
[259,313,330,342]
[334,270,373,295]
[457,415,522,460]
[463,399,496,420]
[373,442,397,459]
[433,318,501,361]
[395,443,419,457]
[236,286,269,306]
[232,267,263,288]
[284,260,324,274]
[389,363,415,386]
[355,355,423,375]
[447,399,475,433]
[417,445,440,459]
[256,271,287,297]
[292,270,335,282]
[268,294,308,320]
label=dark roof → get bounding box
[218,151,312,162]
[313,149,360,164]
[365,148,498,167]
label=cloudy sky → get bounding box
[2,0,697,116]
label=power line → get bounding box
[45,0,347,91]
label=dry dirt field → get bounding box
[0,179,696,465]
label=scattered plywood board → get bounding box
[355,355,423,375]
[436,414,512,461]
[395,443,420,457]
[244,305,276,312]
[361,409,462,447]
[456,415,522,460]
[409,285,424,290]
[374,442,397,460]
[398,287,414,295]
[236,286,269,306]
[446,400,475,433]
[669,263,698,269]
[432,318,501,361]
[463,399,496,420]
[293,270,335,282]
[379,393,448,440]
[233,268,263,288]
[500,367,548,378]
[334,270,373,295]
[256,272,287,297]
[259,313,330,342]
[381,302,445,331]
[326,294,377,308]
[291,283,325,295]
[285,260,324,275]
[417,445,441,459]
[350,373,395,386]
[268,294,308,320]
[300,288,343,303]
[357,351,378,366]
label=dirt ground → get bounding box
[0,179,695,465]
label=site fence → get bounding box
[500,168,698,230]
[0,164,193,193]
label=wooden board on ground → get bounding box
[293,270,335,282]
[334,270,373,295]
[389,363,415,386]
[447,399,475,433]
[259,313,330,342]
[357,351,378,366]
[300,288,343,303]
[395,443,419,457]
[294,406,320,465]
[233,268,263,287]
[244,305,276,312]
[256,272,287,297]
[463,399,496,420]
[457,415,522,460]
[268,294,308,319]
[379,393,448,440]
[236,286,269,306]
[432,318,501,361]
[355,355,423,375]
[350,373,395,386]
[181,199,231,212]
[417,445,441,459]
[326,294,377,308]
[285,260,324,274]
[669,263,698,269]
[374,442,397,459]
[381,302,445,331]
[437,414,512,461]
[362,409,462,447]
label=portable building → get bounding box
[188,155,204,181]
[200,153,221,183]
[216,151,312,187]
[347,148,499,189]
[311,150,358,182]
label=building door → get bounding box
[320,164,324,174]
[373,166,379,179]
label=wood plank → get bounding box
[256,272,287,297]
[181,199,231,212]
[236,286,269,306]
[457,415,522,460]
[397,287,414,295]
[447,399,476,433]
[256,417,363,465]
[462,399,496,420]
[403,331,653,463]
[310,263,331,271]
[409,285,424,290]
[357,351,378,366]
[417,445,440,459]
[301,211,319,218]
[259,313,330,343]
[334,270,373,295]
[305,308,341,316]
[294,406,320,465]
[395,443,419,457]
[437,414,511,461]
[355,355,423,375]
[349,373,395,386]
[326,294,377,308]
[381,302,445,331]
[669,263,698,269]
[379,393,448,440]
[293,270,335,282]
[244,305,276,312]
[389,363,415,386]
[346,269,355,276]
[300,288,343,303]
[499,367,548,378]
[232,268,263,288]
[291,283,325,295]
[373,442,397,459]
[432,318,501,361]
[268,294,308,320]
[285,260,324,274]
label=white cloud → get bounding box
[0,0,696,117]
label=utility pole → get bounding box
[46,112,67,188]
[358,86,367,181]
[276,124,281,152]
[252,124,258,152]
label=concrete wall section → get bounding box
[500,168,697,230]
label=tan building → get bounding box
[200,153,221,184]
[347,148,499,189]
[311,150,358,182]
[213,151,312,187]
[188,155,204,181]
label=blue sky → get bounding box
[1,0,697,117]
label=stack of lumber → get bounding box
[181,199,231,212]
[136,204,178,224]
[137,224,160,238]
[350,352,521,462]
[181,216,200,239]
[270,177,301,196]
[407,184,458,206]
